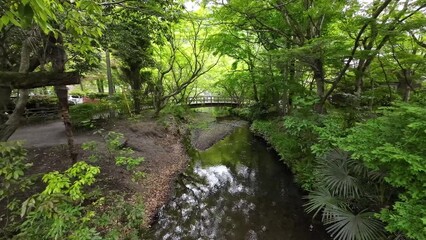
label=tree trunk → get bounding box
[105,49,116,117]
[106,49,115,96]
[131,69,142,114]
[50,34,77,163]
[312,59,326,114]
[354,60,367,97]
[278,60,293,116]
[96,79,105,93]
[54,85,77,162]
[153,82,164,117]
[397,69,413,102]
[0,87,11,124]
[248,64,259,103]
[0,36,31,141]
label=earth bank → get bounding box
[8,112,246,233]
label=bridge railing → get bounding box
[24,107,60,119]
[187,96,240,105]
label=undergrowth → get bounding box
[0,136,146,239]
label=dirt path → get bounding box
[10,118,189,229]
[110,120,190,225]
[8,120,99,147]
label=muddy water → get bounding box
[148,126,329,240]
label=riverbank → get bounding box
[191,120,248,150]
[149,124,330,239]
[12,117,190,232]
[189,112,248,150]
[4,112,250,238]
[109,119,190,226]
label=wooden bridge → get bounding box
[187,96,240,108]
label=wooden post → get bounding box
[0,71,80,126]
[0,71,80,89]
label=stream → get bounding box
[148,125,329,240]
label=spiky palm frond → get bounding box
[304,187,347,219]
[307,149,387,240]
[316,150,361,198]
[325,208,385,240]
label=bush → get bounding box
[0,142,33,237]
[212,107,232,118]
[17,161,101,239]
[251,110,350,190]
[107,93,133,116]
[161,105,191,120]
[305,150,387,240]
[1,140,147,239]
[231,103,270,121]
[87,92,108,100]
[251,118,316,189]
[340,102,426,240]
[90,196,145,239]
[26,95,58,109]
[83,131,145,179]
[69,101,111,128]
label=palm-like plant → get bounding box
[305,149,387,240]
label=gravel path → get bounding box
[8,120,99,147]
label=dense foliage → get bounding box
[1,0,426,239]
[0,137,145,239]
[341,103,426,239]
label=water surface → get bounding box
[149,126,329,240]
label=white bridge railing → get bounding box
[187,96,240,105]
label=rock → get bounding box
[245,230,257,240]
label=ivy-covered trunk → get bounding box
[0,36,31,141]
[397,69,414,102]
[122,64,143,115]
[0,87,12,125]
[312,58,326,114]
[49,33,77,163]
[105,48,115,96]
[153,84,165,117]
[131,70,142,115]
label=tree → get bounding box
[151,11,220,115]
[208,0,425,113]
[104,0,182,114]
[209,0,349,113]
[106,8,153,114]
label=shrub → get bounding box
[212,107,232,118]
[90,196,145,239]
[161,104,191,120]
[0,142,33,237]
[251,118,316,189]
[26,95,58,108]
[87,92,108,100]
[340,102,426,240]
[230,107,252,120]
[86,131,145,179]
[18,161,101,239]
[105,131,145,173]
[251,111,351,190]
[69,101,111,128]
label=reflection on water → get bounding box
[149,126,329,240]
